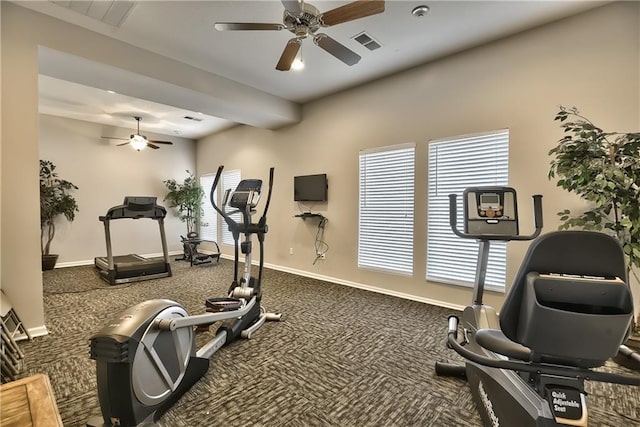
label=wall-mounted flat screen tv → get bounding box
[294,174,328,202]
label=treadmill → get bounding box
[94,196,172,285]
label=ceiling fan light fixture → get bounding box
[291,57,305,70]
[130,134,147,151]
[412,5,430,17]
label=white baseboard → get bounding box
[14,325,49,341]
[55,252,464,312]
[218,253,464,312]
[264,261,465,312]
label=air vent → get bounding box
[49,1,136,27]
[183,116,203,122]
[352,32,382,51]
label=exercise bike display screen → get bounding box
[478,193,503,218]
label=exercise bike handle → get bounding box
[449,193,543,241]
[445,320,640,386]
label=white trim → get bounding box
[360,141,415,155]
[17,325,49,340]
[429,128,509,144]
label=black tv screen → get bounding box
[294,174,328,202]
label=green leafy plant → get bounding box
[548,106,640,326]
[40,160,79,256]
[163,171,205,234]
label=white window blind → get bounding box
[221,169,241,245]
[427,130,509,290]
[358,143,415,275]
[199,174,217,242]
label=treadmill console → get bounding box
[123,196,157,212]
[229,179,263,210]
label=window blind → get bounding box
[358,143,415,275]
[427,130,509,290]
[221,169,241,245]
[199,174,217,242]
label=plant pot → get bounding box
[42,254,59,271]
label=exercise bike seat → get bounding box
[205,297,244,312]
[500,231,633,368]
[475,329,531,361]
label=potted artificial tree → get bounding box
[40,160,79,270]
[163,171,205,235]
[548,106,640,351]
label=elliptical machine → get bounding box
[436,187,640,426]
[87,166,282,427]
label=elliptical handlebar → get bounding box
[210,165,227,222]
[448,192,543,241]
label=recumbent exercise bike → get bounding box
[436,186,640,427]
[87,166,282,426]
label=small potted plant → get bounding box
[40,160,79,270]
[548,106,640,350]
[163,171,205,235]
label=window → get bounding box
[199,174,217,242]
[221,169,241,245]
[427,130,509,290]
[358,143,415,275]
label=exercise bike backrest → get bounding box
[449,187,543,242]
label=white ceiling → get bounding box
[19,0,607,139]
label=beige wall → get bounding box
[198,2,640,311]
[1,2,210,333]
[39,114,196,265]
[1,2,639,335]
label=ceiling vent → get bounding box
[183,116,203,122]
[352,32,382,51]
[49,1,136,27]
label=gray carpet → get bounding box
[15,258,640,426]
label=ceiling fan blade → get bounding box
[281,0,303,15]
[320,0,385,27]
[148,140,173,145]
[314,33,361,66]
[116,142,130,146]
[101,136,129,141]
[214,22,284,31]
[147,143,160,150]
[276,38,302,71]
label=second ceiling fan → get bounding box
[102,116,173,151]
[215,0,385,71]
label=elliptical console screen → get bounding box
[229,179,262,209]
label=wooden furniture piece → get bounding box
[0,374,63,427]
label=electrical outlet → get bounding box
[289,247,294,255]
[318,253,326,260]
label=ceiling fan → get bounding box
[214,0,385,71]
[102,116,173,151]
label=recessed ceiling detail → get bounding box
[49,0,136,27]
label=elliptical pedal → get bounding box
[205,297,244,312]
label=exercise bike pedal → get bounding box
[205,297,243,312]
